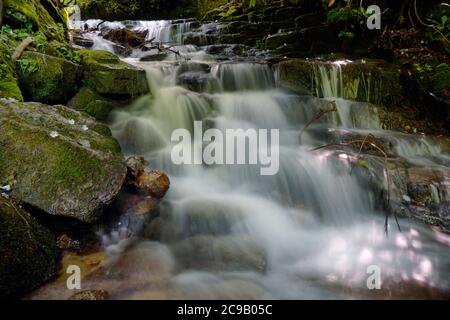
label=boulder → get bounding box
[0,197,57,299]
[16,52,81,105]
[68,86,130,121]
[78,49,149,98]
[127,169,170,199]
[0,99,127,223]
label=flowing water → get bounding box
[53,19,450,299]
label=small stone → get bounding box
[402,195,412,203]
[49,131,59,138]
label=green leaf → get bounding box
[358,160,370,169]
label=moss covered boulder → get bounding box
[0,99,127,223]
[16,52,81,105]
[0,197,57,299]
[78,49,149,98]
[67,86,130,121]
[3,0,67,42]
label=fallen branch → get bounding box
[311,137,401,235]
[12,37,34,62]
[299,100,337,143]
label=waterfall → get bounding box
[56,19,450,299]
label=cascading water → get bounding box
[54,19,450,299]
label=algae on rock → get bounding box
[0,99,127,223]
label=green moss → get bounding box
[16,52,80,104]
[0,38,23,101]
[4,0,66,42]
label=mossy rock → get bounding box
[16,52,81,105]
[0,40,23,101]
[68,87,130,121]
[0,197,57,299]
[0,99,127,223]
[275,58,402,106]
[4,0,66,42]
[78,49,149,98]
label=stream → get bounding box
[35,18,450,299]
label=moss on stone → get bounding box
[0,197,56,299]
[0,99,127,223]
[78,49,149,98]
[68,86,129,121]
[16,51,81,104]
[0,39,23,101]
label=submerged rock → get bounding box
[0,99,127,223]
[0,197,57,299]
[16,52,81,105]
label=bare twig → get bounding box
[310,137,401,235]
[12,37,34,61]
[299,100,337,143]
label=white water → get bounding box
[70,20,450,299]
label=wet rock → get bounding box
[78,49,149,97]
[16,52,81,105]
[177,72,220,93]
[295,12,326,29]
[276,58,402,106]
[68,86,130,121]
[102,28,147,48]
[0,197,57,299]
[273,7,303,21]
[68,290,109,300]
[127,169,170,199]
[56,231,101,254]
[72,35,94,48]
[140,51,169,62]
[171,235,266,272]
[182,32,209,46]
[125,156,148,178]
[0,99,127,223]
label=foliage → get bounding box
[16,58,40,75]
[55,44,81,63]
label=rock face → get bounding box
[0,197,57,299]
[275,58,402,107]
[16,52,82,105]
[0,99,127,223]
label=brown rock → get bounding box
[68,290,109,300]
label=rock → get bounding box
[276,58,402,106]
[294,12,326,29]
[102,28,147,48]
[177,72,220,93]
[171,235,266,272]
[128,169,170,199]
[16,52,81,105]
[68,290,109,300]
[273,7,303,21]
[0,99,127,223]
[72,36,94,48]
[139,51,170,62]
[182,32,208,46]
[0,197,57,299]
[78,49,149,98]
[68,86,130,121]
[0,42,23,101]
[125,156,148,178]
[4,0,66,42]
